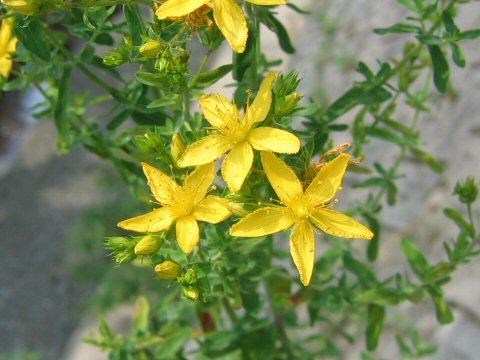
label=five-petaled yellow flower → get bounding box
[0,18,18,79]
[177,72,300,192]
[156,0,287,53]
[231,151,374,286]
[118,162,231,254]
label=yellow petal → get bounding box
[118,207,176,232]
[176,215,200,253]
[245,0,287,4]
[184,162,216,203]
[200,94,240,131]
[212,0,248,53]
[142,163,181,205]
[156,0,210,19]
[310,208,374,239]
[0,18,14,50]
[192,195,232,223]
[245,72,276,126]
[261,151,303,206]
[305,153,351,207]
[178,134,232,167]
[248,127,300,154]
[230,206,295,237]
[290,220,315,286]
[0,56,13,78]
[221,141,253,192]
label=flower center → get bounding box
[295,205,310,219]
[231,127,249,143]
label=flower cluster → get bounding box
[118,73,373,286]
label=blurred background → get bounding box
[1,1,479,359]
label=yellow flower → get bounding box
[177,72,300,192]
[118,162,231,253]
[231,151,374,286]
[156,0,287,53]
[0,18,18,78]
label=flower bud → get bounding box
[182,285,199,301]
[454,177,478,204]
[155,260,181,280]
[139,40,164,58]
[2,0,38,15]
[285,92,301,107]
[134,235,163,255]
[171,133,186,163]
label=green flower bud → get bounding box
[182,285,200,301]
[285,92,301,107]
[134,235,163,255]
[139,40,164,58]
[155,260,181,280]
[454,177,478,204]
[2,0,38,15]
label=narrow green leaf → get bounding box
[365,214,381,261]
[401,238,430,280]
[54,64,73,154]
[124,4,145,46]
[134,296,150,334]
[442,10,459,35]
[450,43,466,68]
[155,327,193,359]
[428,290,455,324]
[190,64,233,89]
[459,29,480,40]
[343,253,378,285]
[443,208,475,237]
[417,34,443,45]
[395,0,419,12]
[107,109,132,131]
[15,18,51,61]
[365,127,409,146]
[366,304,385,351]
[410,147,444,173]
[428,45,450,93]
[374,23,421,35]
[355,288,402,306]
[286,3,311,14]
[259,11,295,54]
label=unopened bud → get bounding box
[171,133,186,163]
[155,260,181,280]
[139,40,163,58]
[182,285,199,301]
[285,92,301,107]
[134,235,163,255]
[2,0,38,15]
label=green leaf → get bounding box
[443,208,475,237]
[134,296,150,335]
[428,45,450,93]
[417,34,443,45]
[374,23,421,35]
[15,18,51,61]
[259,10,295,54]
[401,238,430,280]
[429,290,455,324]
[442,10,459,35]
[450,42,466,68]
[410,147,444,173]
[124,4,145,46]
[54,64,73,153]
[459,29,480,40]
[366,304,385,351]
[343,253,378,285]
[365,127,409,147]
[395,0,419,12]
[355,288,402,306]
[107,109,132,131]
[365,214,381,261]
[190,64,233,89]
[155,327,193,359]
